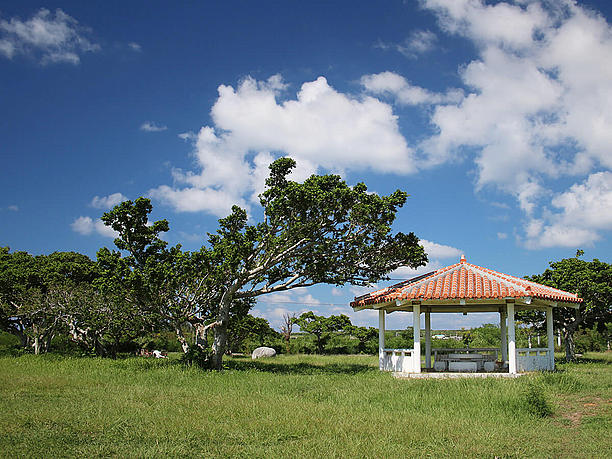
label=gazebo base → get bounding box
[393,372,524,379]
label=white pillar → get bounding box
[425,310,431,370]
[378,309,385,371]
[557,331,561,347]
[507,303,517,374]
[546,307,555,371]
[413,304,421,373]
[500,310,507,363]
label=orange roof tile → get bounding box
[351,256,582,308]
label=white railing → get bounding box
[381,348,414,372]
[516,348,551,371]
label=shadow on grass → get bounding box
[555,354,611,366]
[224,359,376,375]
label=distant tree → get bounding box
[347,325,378,353]
[527,252,612,361]
[227,314,280,353]
[0,248,97,352]
[470,324,500,348]
[294,311,352,354]
[281,313,297,353]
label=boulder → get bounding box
[251,346,277,360]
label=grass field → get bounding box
[1,352,610,458]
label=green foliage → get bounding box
[180,345,214,369]
[294,311,352,353]
[227,314,280,353]
[573,323,610,353]
[523,382,553,418]
[527,253,612,361]
[347,325,378,353]
[470,323,500,348]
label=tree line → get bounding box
[1,159,609,364]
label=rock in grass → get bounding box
[252,347,276,360]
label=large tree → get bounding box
[528,252,612,361]
[101,158,427,369]
[206,158,427,368]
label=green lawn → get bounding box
[0,352,610,458]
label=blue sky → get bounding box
[1,0,611,331]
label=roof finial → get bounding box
[460,254,466,263]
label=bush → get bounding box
[180,345,214,369]
[324,335,358,354]
[574,327,606,353]
[523,382,553,418]
[0,331,20,351]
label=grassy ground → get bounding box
[0,352,610,458]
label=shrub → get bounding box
[523,382,553,418]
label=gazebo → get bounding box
[351,255,582,375]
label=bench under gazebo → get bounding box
[351,255,582,375]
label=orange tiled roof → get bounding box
[351,255,582,308]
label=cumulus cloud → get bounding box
[525,172,612,248]
[361,71,463,105]
[140,121,167,132]
[151,74,414,216]
[71,216,118,238]
[414,0,612,247]
[0,8,100,64]
[90,192,127,209]
[420,239,463,260]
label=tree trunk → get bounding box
[33,335,40,355]
[564,328,576,362]
[564,309,582,362]
[211,293,234,370]
[175,327,190,353]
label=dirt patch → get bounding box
[555,396,611,428]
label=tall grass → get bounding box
[0,353,610,457]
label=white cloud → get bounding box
[0,8,100,64]
[414,0,612,247]
[152,74,415,216]
[497,232,508,240]
[420,239,462,260]
[361,71,463,105]
[150,185,248,217]
[7,205,18,211]
[140,121,167,132]
[383,240,461,280]
[424,0,549,49]
[178,131,196,142]
[90,192,127,209]
[525,172,612,248]
[128,42,141,52]
[397,29,438,57]
[71,216,118,238]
